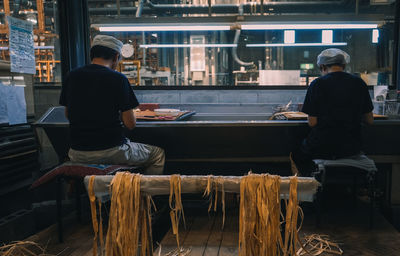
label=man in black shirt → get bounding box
[60,35,165,174]
[291,48,373,176]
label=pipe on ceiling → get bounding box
[232,4,253,67]
[136,0,145,17]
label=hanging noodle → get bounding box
[282,176,301,256]
[88,175,103,256]
[239,174,283,256]
[203,175,226,229]
[87,173,330,256]
[203,175,213,212]
[101,172,152,256]
[169,175,185,251]
[219,177,226,229]
[239,174,304,256]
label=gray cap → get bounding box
[317,48,350,66]
[92,35,123,54]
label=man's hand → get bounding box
[307,116,317,127]
[363,112,373,125]
[121,109,136,130]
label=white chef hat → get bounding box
[317,48,350,66]
[92,35,123,54]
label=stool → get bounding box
[312,154,378,229]
[31,162,142,242]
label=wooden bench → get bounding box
[31,162,142,242]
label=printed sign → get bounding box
[7,16,35,74]
[0,83,27,125]
[0,83,9,124]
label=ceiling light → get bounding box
[97,25,231,32]
[241,24,378,30]
[139,44,237,48]
[246,42,347,47]
[322,30,333,44]
[372,29,379,44]
[284,30,295,44]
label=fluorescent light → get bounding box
[96,23,379,32]
[246,42,347,47]
[241,24,378,30]
[98,25,231,32]
[284,30,295,44]
[372,29,379,43]
[139,44,237,48]
[322,30,333,44]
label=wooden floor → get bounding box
[30,202,400,256]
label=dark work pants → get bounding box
[291,140,317,177]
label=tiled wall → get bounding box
[34,87,377,119]
[134,89,307,105]
[34,87,308,119]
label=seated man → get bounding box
[291,48,373,176]
[59,35,165,174]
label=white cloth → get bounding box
[68,139,165,175]
[313,154,377,173]
[92,35,123,54]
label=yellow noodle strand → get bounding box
[102,172,152,256]
[239,174,282,256]
[88,176,99,256]
[98,199,104,256]
[219,178,226,229]
[169,175,185,251]
[283,176,304,256]
[202,176,226,229]
[297,234,343,255]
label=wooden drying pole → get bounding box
[84,175,320,202]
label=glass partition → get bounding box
[0,0,61,84]
[89,0,396,87]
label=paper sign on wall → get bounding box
[7,16,35,74]
[7,85,27,125]
[0,83,27,125]
[0,84,9,124]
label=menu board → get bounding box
[7,16,35,74]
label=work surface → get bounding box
[35,106,400,168]
[34,202,400,256]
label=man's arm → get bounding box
[121,109,136,130]
[307,116,317,127]
[363,112,373,125]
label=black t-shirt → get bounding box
[59,64,139,151]
[302,71,373,158]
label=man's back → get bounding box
[302,71,373,158]
[60,64,139,151]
